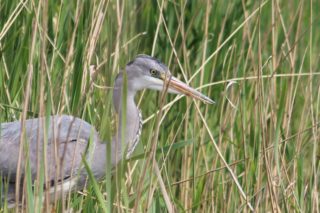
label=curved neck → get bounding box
[111,74,142,164]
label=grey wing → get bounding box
[0,115,99,183]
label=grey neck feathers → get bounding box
[111,73,142,163]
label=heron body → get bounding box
[0,55,214,207]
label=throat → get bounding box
[126,110,142,158]
[113,94,143,160]
[112,76,143,160]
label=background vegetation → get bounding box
[0,0,319,212]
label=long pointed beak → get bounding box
[163,75,215,104]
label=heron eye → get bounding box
[150,69,158,77]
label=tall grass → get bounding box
[0,0,319,212]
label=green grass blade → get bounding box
[82,156,107,213]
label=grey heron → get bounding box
[0,55,214,207]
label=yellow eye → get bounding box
[150,69,158,76]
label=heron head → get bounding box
[124,54,214,104]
